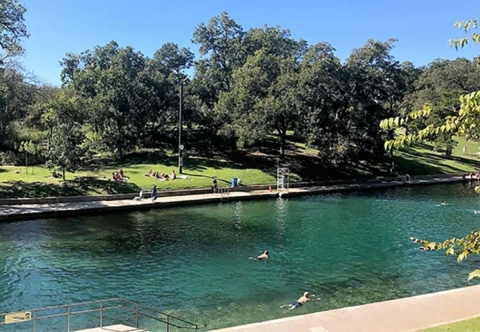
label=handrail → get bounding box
[0,298,198,331]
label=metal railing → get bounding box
[0,298,198,332]
[219,187,230,201]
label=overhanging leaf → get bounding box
[468,269,480,281]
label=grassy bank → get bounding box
[421,316,480,332]
[0,136,477,198]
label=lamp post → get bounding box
[178,80,184,174]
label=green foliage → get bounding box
[18,140,39,173]
[215,28,305,155]
[2,9,480,183]
[410,231,480,279]
[46,122,84,181]
[382,19,480,280]
[0,0,29,62]
[449,19,480,50]
[382,19,480,150]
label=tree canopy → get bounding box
[1,7,479,187]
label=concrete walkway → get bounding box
[211,285,480,332]
[0,175,467,221]
[74,325,145,332]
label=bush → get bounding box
[0,150,19,166]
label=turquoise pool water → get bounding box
[0,183,479,331]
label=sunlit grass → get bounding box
[421,317,480,332]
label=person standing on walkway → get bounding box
[151,184,157,201]
[212,177,218,193]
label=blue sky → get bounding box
[22,0,479,86]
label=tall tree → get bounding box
[46,122,84,181]
[401,58,480,156]
[345,39,406,160]
[382,19,480,148]
[60,41,154,156]
[0,67,36,148]
[153,42,194,79]
[297,42,346,163]
[214,26,307,156]
[0,0,29,64]
[191,12,246,136]
[192,12,245,93]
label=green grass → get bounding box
[421,317,480,332]
[0,136,477,198]
[393,137,478,175]
[0,152,276,198]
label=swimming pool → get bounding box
[0,183,478,331]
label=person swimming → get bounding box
[281,291,315,311]
[249,250,269,261]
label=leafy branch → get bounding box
[410,231,480,281]
[449,19,480,50]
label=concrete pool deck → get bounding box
[210,285,480,332]
[0,175,470,222]
[74,325,145,332]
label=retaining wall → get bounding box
[0,172,468,205]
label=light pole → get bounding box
[178,80,184,174]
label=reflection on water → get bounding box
[0,183,479,331]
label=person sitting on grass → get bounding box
[112,172,124,182]
[119,169,129,180]
[49,170,61,179]
[145,170,153,177]
[171,170,177,180]
[160,173,169,180]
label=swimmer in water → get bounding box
[249,250,269,261]
[281,292,316,311]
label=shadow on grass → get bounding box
[393,152,478,175]
[0,177,141,198]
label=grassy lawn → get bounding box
[0,136,477,198]
[421,317,480,332]
[0,151,276,198]
[393,137,478,175]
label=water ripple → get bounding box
[0,184,477,331]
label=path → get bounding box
[210,285,480,332]
[74,325,145,331]
[0,175,467,221]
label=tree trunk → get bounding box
[25,153,28,174]
[62,167,66,182]
[280,134,286,159]
[445,144,452,158]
